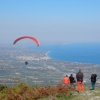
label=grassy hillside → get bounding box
[0,83,75,100]
[0,83,100,100]
[39,88,100,100]
[70,88,100,100]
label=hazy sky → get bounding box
[0,0,100,44]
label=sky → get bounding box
[0,0,100,45]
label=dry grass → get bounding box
[0,83,75,100]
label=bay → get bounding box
[28,43,100,64]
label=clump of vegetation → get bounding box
[0,83,75,100]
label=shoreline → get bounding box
[27,46,100,65]
[45,51,99,65]
[46,51,51,59]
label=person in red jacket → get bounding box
[62,75,70,86]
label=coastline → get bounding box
[45,50,99,65]
[46,51,51,59]
[28,44,100,64]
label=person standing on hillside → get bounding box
[76,69,84,93]
[91,72,97,90]
[62,75,70,86]
[69,74,76,88]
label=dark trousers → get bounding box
[91,82,96,90]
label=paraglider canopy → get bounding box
[13,36,40,46]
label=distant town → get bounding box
[0,43,100,87]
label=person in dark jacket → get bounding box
[91,72,97,90]
[76,69,84,92]
[69,74,76,87]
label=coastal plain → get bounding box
[0,44,100,87]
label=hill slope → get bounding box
[0,83,100,100]
[39,88,100,100]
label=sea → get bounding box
[28,43,100,64]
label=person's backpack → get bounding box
[73,79,76,83]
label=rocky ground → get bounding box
[71,88,100,100]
